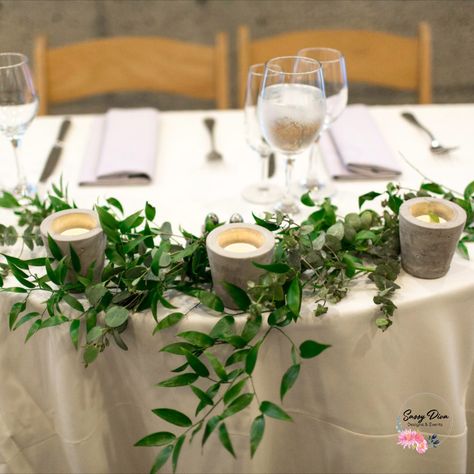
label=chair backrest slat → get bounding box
[35,34,229,114]
[238,24,432,106]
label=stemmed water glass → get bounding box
[0,53,39,196]
[258,56,326,214]
[242,63,282,204]
[297,47,348,195]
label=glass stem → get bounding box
[11,138,27,196]
[305,137,321,190]
[284,155,295,205]
[258,153,270,192]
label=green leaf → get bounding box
[241,313,262,343]
[299,340,331,359]
[111,330,128,351]
[222,393,254,418]
[196,290,224,312]
[223,379,247,405]
[204,352,227,380]
[327,222,344,241]
[222,282,251,311]
[178,330,214,348]
[388,194,403,214]
[190,385,214,407]
[252,213,279,231]
[41,315,68,328]
[464,180,474,201]
[183,350,210,377]
[260,400,292,421]
[9,301,26,330]
[47,234,63,260]
[85,283,107,306]
[69,319,80,350]
[421,182,445,195]
[358,191,381,208]
[225,348,249,367]
[172,435,185,474]
[355,230,377,241]
[152,408,192,427]
[145,202,156,221]
[135,431,176,447]
[106,197,124,214]
[69,244,81,272]
[287,278,302,317]
[300,191,316,207]
[13,312,39,331]
[218,422,236,458]
[250,415,265,458]
[86,326,104,343]
[0,287,28,294]
[104,306,129,328]
[83,345,99,365]
[150,445,173,474]
[210,315,235,339]
[160,342,197,355]
[253,262,290,273]
[202,415,221,446]
[96,205,119,229]
[0,191,20,208]
[153,312,184,334]
[458,241,469,260]
[280,364,300,401]
[25,319,42,342]
[158,373,199,387]
[63,293,84,312]
[245,343,260,375]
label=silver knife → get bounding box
[39,118,72,183]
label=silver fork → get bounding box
[203,117,223,161]
[401,112,458,155]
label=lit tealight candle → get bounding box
[416,214,447,224]
[224,242,258,253]
[61,227,91,236]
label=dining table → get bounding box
[0,104,473,474]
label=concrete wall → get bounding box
[1,0,473,113]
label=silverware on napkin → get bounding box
[39,118,72,183]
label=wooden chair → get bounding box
[34,34,229,115]
[237,24,432,106]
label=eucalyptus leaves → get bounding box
[0,177,473,473]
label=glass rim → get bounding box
[248,63,266,77]
[0,53,29,70]
[265,55,322,75]
[297,47,345,64]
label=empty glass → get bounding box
[258,56,326,214]
[0,53,39,196]
[242,63,282,204]
[297,48,348,195]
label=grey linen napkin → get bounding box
[320,104,401,180]
[79,108,159,185]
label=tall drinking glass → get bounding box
[242,64,282,204]
[0,53,39,196]
[298,48,348,194]
[258,56,326,214]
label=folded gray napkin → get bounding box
[79,108,159,186]
[320,104,401,180]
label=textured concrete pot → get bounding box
[399,198,466,279]
[40,209,106,282]
[206,223,275,309]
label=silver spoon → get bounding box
[203,118,223,161]
[401,112,458,155]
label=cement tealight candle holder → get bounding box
[40,209,106,282]
[206,223,275,309]
[399,197,466,279]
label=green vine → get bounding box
[0,177,473,473]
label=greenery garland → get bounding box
[0,178,473,473]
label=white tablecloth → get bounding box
[0,105,473,474]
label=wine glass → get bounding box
[297,47,348,194]
[258,56,326,214]
[242,63,282,204]
[0,53,39,196]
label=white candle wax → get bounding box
[416,214,447,224]
[61,227,91,236]
[224,242,258,253]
